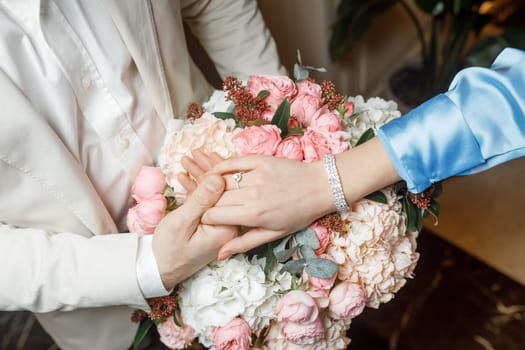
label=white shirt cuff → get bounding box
[136,234,170,298]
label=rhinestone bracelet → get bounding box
[323,153,350,215]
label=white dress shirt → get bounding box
[0,0,167,298]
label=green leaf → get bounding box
[293,228,320,250]
[213,112,236,120]
[281,259,306,275]
[294,63,309,81]
[287,128,304,137]
[270,98,291,136]
[173,314,181,327]
[365,190,387,204]
[426,198,440,226]
[264,244,277,275]
[355,128,375,146]
[132,320,154,350]
[305,258,339,279]
[257,90,270,99]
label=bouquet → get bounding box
[128,61,440,350]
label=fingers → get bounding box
[211,156,269,175]
[182,174,225,221]
[218,228,287,260]
[181,156,205,183]
[177,172,197,194]
[202,204,255,227]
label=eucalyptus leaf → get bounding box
[304,65,328,73]
[281,259,306,275]
[365,190,387,204]
[293,227,320,250]
[273,236,291,256]
[300,246,318,260]
[213,112,236,121]
[355,127,375,146]
[132,319,153,350]
[305,258,339,279]
[294,64,309,81]
[274,246,299,263]
[270,98,291,136]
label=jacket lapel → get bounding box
[0,69,116,235]
[102,0,175,126]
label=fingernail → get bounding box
[218,251,232,261]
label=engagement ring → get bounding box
[233,172,243,190]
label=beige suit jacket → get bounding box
[0,0,284,349]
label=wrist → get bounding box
[310,160,337,218]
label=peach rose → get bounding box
[126,194,167,234]
[275,290,319,324]
[281,315,325,345]
[290,94,323,126]
[212,317,252,350]
[275,137,303,161]
[328,281,367,320]
[247,75,297,121]
[157,317,195,349]
[310,107,343,132]
[233,125,281,156]
[131,166,166,202]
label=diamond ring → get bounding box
[233,172,243,190]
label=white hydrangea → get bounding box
[345,95,401,146]
[178,255,292,347]
[202,90,235,114]
[327,187,419,308]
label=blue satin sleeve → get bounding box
[378,48,525,193]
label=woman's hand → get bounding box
[181,151,335,259]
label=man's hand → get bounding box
[152,174,238,290]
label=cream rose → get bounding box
[159,113,240,203]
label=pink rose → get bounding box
[126,194,167,233]
[328,281,367,320]
[131,166,166,202]
[275,290,319,324]
[233,125,281,156]
[295,79,322,99]
[281,315,325,345]
[247,75,297,121]
[290,94,323,126]
[343,101,354,117]
[310,107,343,132]
[157,316,195,349]
[300,128,350,163]
[310,222,329,256]
[275,137,303,161]
[213,317,252,350]
[306,288,330,309]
